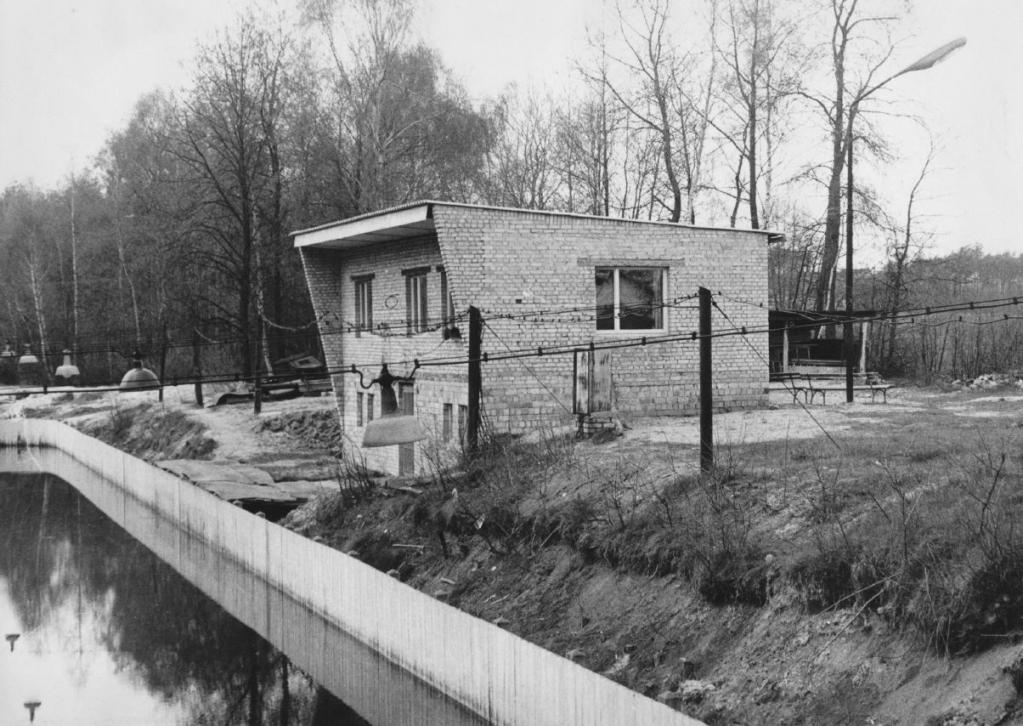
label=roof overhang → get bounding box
[292,199,784,249]
[293,202,435,250]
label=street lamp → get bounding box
[844,37,966,402]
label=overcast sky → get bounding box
[0,0,1019,260]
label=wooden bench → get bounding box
[775,373,892,404]
[805,380,892,404]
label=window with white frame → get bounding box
[457,404,467,443]
[367,393,375,422]
[442,403,453,441]
[353,275,373,334]
[595,267,666,331]
[404,268,429,334]
[438,266,455,325]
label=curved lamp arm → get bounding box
[353,361,421,390]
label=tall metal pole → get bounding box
[699,287,713,473]
[845,115,855,403]
[467,306,482,452]
[841,38,965,403]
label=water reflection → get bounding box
[0,471,359,725]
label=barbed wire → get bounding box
[4,293,1023,387]
[482,320,575,416]
[10,289,1021,363]
[712,298,841,450]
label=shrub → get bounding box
[907,547,1023,654]
[107,405,136,442]
[698,545,770,606]
[789,544,858,613]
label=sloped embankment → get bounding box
[15,386,1023,723]
[282,388,1023,724]
[78,403,218,461]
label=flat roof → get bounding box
[292,200,785,249]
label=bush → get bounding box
[907,548,1023,654]
[698,545,770,606]
[108,405,136,441]
[783,444,1023,655]
[789,545,857,613]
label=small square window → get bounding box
[595,267,665,331]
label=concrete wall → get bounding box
[0,420,702,726]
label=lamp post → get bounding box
[844,37,966,402]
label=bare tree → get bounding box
[0,188,55,377]
[599,0,718,223]
[712,0,802,229]
[174,13,298,375]
[800,0,902,312]
[67,173,81,352]
[484,89,563,210]
[556,70,620,216]
[302,0,490,215]
[880,140,935,371]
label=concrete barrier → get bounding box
[0,419,703,726]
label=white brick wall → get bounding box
[301,205,771,475]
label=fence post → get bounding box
[467,306,482,452]
[699,287,713,473]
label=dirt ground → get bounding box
[5,380,1023,725]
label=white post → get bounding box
[782,325,790,373]
[860,321,869,372]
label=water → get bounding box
[0,449,488,726]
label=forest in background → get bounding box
[1,0,1019,386]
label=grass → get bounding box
[775,415,1023,654]
[415,393,1023,655]
[87,404,217,460]
[292,387,1023,658]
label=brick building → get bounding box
[295,201,779,476]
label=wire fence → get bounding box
[2,293,1022,397]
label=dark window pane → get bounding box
[618,269,662,329]
[440,269,449,324]
[355,279,372,333]
[595,268,614,330]
[443,403,453,441]
[406,274,428,333]
[418,276,428,331]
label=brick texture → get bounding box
[300,204,771,475]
